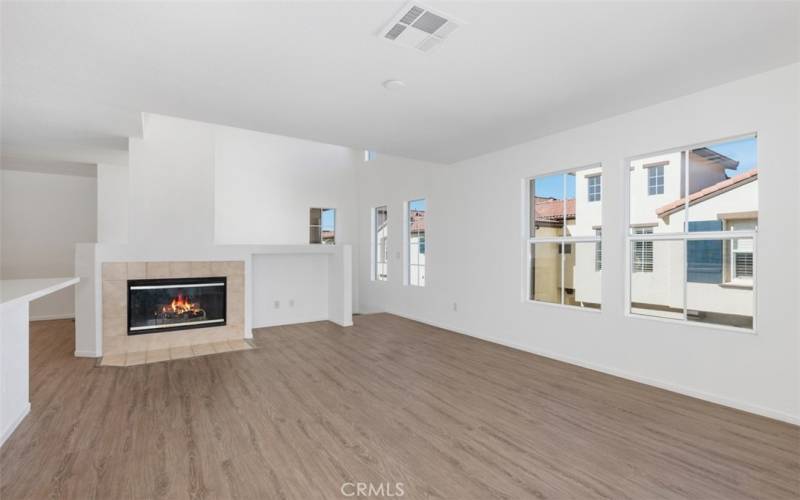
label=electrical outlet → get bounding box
[452,302,458,312]
[289,299,295,308]
[274,300,280,309]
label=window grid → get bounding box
[588,175,601,202]
[627,135,757,331]
[647,165,664,195]
[527,166,602,309]
[734,251,753,279]
[632,227,654,273]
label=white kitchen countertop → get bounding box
[0,278,80,307]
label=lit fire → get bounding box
[161,293,201,315]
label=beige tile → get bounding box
[169,261,192,278]
[146,348,171,364]
[227,274,244,294]
[191,261,212,277]
[125,351,147,366]
[146,334,171,351]
[168,332,195,348]
[211,260,244,277]
[127,335,149,353]
[103,315,127,338]
[102,281,126,319]
[227,292,244,326]
[227,339,252,351]
[210,341,234,354]
[102,262,127,281]
[127,262,147,279]
[191,342,216,356]
[146,262,170,279]
[103,336,127,355]
[101,353,126,366]
[169,345,194,360]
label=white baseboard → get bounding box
[74,350,101,358]
[0,402,30,448]
[387,311,800,426]
[30,313,74,322]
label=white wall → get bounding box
[1,169,97,319]
[252,253,329,327]
[96,163,129,243]
[357,64,800,423]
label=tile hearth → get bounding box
[100,339,254,366]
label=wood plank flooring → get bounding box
[1,314,797,499]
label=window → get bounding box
[628,135,757,329]
[408,199,426,287]
[647,164,665,195]
[632,227,654,273]
[587,175,601,202]
[309,208,335,244]
[374,206,388,281]
[364,150,376,162]
[528,165,602,309]
[594,228,602,271]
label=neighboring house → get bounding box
[534,151,756,324]
[409,209,426,286]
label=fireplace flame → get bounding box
[162,293,201,315]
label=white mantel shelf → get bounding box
[1,277,80,307]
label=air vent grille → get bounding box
[379,2,464,53]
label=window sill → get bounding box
[719,281,753,290]
[625,311,755,335]
[524,299,602,314]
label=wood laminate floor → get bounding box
[1,314,797,499]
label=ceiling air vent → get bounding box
[379,2,464,53]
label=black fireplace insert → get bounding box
[127,277,227,335]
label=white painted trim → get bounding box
[30,313,75,321]
[74,350,101,358]
[0,402,30,448]
[384,311,800,426]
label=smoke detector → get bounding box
[379,2,465,53]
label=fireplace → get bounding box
[127,277,227,335]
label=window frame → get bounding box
[646,163,665,195]
[309,207,336,245]
[372,205,388,282]
[524,163,603,311]
[406,199,426,287]
[587,174,602,202]
[625,133,758,333]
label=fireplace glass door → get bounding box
[127,277,227,334]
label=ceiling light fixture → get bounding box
[382,80,407,91]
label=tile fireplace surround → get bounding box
[101,261,244,356]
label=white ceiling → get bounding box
[2,1,798,165]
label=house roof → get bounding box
[534,197,576,222]
[656,168,758,217]
[693,147,740,170]
[410,210,426,232]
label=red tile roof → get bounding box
[534,197,576,222]
[656,169,758,217]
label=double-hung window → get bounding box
[628,135,757,330]
[527,164,602,309]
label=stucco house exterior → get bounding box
[534,149,756,326]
